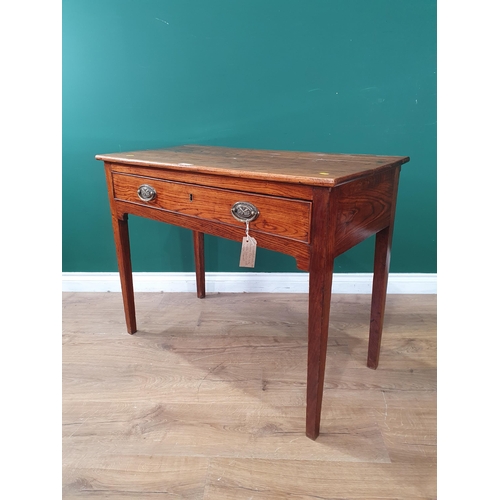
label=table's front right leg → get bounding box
[111,214,137,334]
[305,187,336,440]
[306,252,334,440]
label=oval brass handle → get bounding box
[231,201,259,223]
[137,184,156,202]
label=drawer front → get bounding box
[112,173,311,242]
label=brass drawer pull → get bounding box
[231,201,259,222]
[137,184,156,202]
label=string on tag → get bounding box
[245,220,250,239]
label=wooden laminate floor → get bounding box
[62,292,436,499]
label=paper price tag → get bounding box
[239,236,257,268]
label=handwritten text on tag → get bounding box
[239,236,257,267]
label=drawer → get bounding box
[112,173,311,242]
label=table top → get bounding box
[96,145,409,187]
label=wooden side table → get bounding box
[96,145,409,439]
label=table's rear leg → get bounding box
[193,231,206,298]
[111,214,137,334]
[367,225,393,369]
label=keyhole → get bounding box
[189,193,193,202]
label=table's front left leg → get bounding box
[111,214,137,334]
[193,231,206,299]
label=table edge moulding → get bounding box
[96,145,410,440]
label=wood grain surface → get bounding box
[63,292,436,499]
[112,173,312,242]
[96,145,409,187]
[110,163,315,200]
[333,167,398,257]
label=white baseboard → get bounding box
[62,272,436,294]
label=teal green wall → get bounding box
[63,0,436,273]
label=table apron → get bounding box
[113,200,312,271]
[332,167,399,257]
